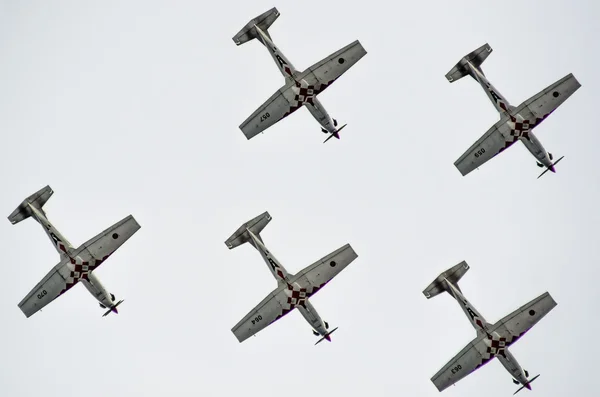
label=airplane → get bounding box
[232,7,367,143]
[8,185,140,318]
[423,261,557,394]
[447,43,581,178]
[225,211,358,344]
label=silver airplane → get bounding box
[233,7,367,143]
[225,211,358,344]
[8,185,140,317]
[447,44,581,178]
[424,261,557,394]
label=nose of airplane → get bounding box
[549,164,556,173]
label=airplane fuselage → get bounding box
[247,230,330,338]
[467,63,554,170]
[445,280,530,388]
[28,205,117,310]
[254,25,338,134]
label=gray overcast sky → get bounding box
[0,0,598,396]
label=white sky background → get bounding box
[0,0,598,396]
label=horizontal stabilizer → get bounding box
[232,7,280,46]
[8,185,53,225]
[423,261,469,299]
[225,211,272,249]
[446,43,492,83]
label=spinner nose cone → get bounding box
[549,164,556,173]
[325,334,331,342]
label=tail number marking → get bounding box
[251,315,263,325]
[260,112,271,123]
[37,290,48,299]
[451,365,462,374]
[474,148,486,158]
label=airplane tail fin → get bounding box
[315,327,339,345]
[8,185,53,225]
[514,374,540,395]
[445,43,492,83]
[423,261,470,299]
[232,7,280,45]
[537,156,565,179]
[225,211,272,249]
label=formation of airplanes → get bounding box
[6,5,582,394]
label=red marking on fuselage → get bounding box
[475,319,484,330]
[271,282,329,324]
[59,254,111,295]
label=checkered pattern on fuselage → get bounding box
[270,281,329,324]
[282,79,336,119]
[498,113,551,154]
[59,255,110,295]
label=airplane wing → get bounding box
[454,118,515,176]
[431,334,495,392]
[290,243,358,294]
[70,214,141,265]
[239,83,303,140]
[514,73,581,125]
[296,40,367,94]
[18,215,140,317]
[239,41,366,140]
[489,292,557,345]
[231,286,294,342]
[18,259,74,318]
[231,244,357,342]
